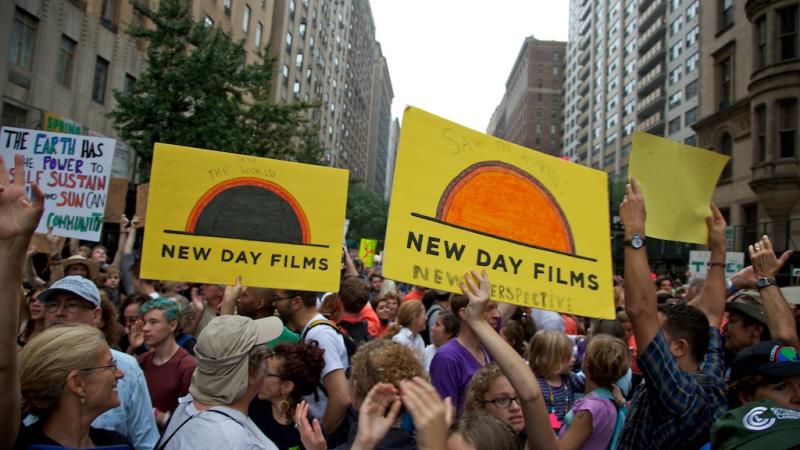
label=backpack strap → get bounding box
[588,388,628,450]
[301,319,341,340]
[155,409,240,450]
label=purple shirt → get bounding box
[429,338,488,415]
[558,396,616,450]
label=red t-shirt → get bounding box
[359,302,381,337]
[138,346,197,413]
[403,289,424,303]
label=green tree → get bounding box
[110,0,325,178]
[346,180,389,248]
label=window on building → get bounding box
[100,0,118,30]
[536,123,542,134]
[669,90,683,109]
[606,131,618,147]
[289,0,295,17]
[243,5,251,32]
[203,16,214,27]
[719,132,733,179]
[124,74,136,94]
[624,80,635,97]
[286,32,292,53]
[623,121,635,136]
[550,124,557,133]
[686,52,699,72]
[92,56,109,104]
[55,35,76,87]
[553,51,560,61]
[685,107,698,125]
[687,0,699,20]
[553,65,559,75]
[2,102,28,127]
[755,17,767,68]
[10,8,38,70]
[684,135,698,146]
[670,65,683,86]
[671,16,684,37]
[296,52,303,69]
[778,6,798,61]
[539,64,544,74]
[668,117,681,134]
[686,25,699,46]
[755,104,767,162]
[255,22,263,47]
[536,109,542,118]
[551,108,558,119]
[607,113,618,129]
[224,0,232,15]
[719,0,734,30]
[305,67,312,81]
[778,99,797,158]
[718,56,732,110]
[670,40,684,61]
[300,21,307,38]
[685,79,698,98]
[624,100,635,116]
[281,64,289,86]
[293,80,300,95]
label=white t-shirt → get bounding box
[423,344,438,372]
[392,327,425,364]
[301,313,349,424]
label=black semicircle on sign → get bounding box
[192,185,304,244]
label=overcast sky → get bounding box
[371,1,569,133]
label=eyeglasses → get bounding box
[272,296,294,303]
[44,300,94,313]
[483,397,520,408]
[80,359,118,373]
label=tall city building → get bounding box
[384,117,400,200]
[365,47,393,198]
[268,0,394,194]
[487,37,566,156]
[563,0,700,178]
[2,0,280,182]
[692,0,799,254]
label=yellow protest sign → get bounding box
[359,239,378,268]
[140,144,348,291]
[629,132,730,245]
[384,107,614,319]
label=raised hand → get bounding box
[460,269,490,321]
[0,154,44,243]
[749,235,793,279]
[401,377,453,450]
[620,176,646,235]
[130,215,142,229]
[190,287,205,314]
[222,276,246,315]
[352,383,401,450]
[294,401,326,450]
[706,203,727,251]
[128,319,145,351]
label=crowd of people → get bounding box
[2,153,800,450]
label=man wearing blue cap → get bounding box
[37,276,159,450]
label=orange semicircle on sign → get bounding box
[186,177,310,244]
[436,161,574,254]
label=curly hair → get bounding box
[464,362,505,412]
[583,335,629,388]
[350,339,426,404]
[273,341,326,405]
[99,293,122,349]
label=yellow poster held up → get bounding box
[359,239,378,268]
[140,144,349,292]
[629,132,730,245]
[383,107,614,319]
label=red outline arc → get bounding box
[186,177,310,244]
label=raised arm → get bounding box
[0,154,45,447]
[109,215,129,269]
[46,227,65,283]
[620,177,659,352]
[221,276,244,316]
[688,204,727,328]
[461,269,558,450]
[23,245,45,288]
[750,235,798,348]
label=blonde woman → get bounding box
[386,300,427,361]
[15,324,129,448]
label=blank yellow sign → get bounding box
[629,132,730,245]
[140,144,348,291]
[383,107,615,319]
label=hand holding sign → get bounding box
[0,154,45,243]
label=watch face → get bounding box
[631,234,644,249]
[756,277,775,288]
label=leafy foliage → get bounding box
[111,0,325,178]
[346,179,389,248]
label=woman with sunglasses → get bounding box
[14,324,130,449]
[17,287,46,348]
[249,341,325,450]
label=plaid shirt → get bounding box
[618,328,726,450]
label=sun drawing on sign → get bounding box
[430,161,575,256]
[164,177,316,246]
